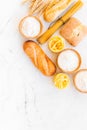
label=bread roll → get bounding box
[60,17,87,46]
[23,41,56,76]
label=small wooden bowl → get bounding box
[74,69,87,93]
[19,16,43,39]
[57,49,82,74]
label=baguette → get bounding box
[44,0,72,22]
[23,41,56,76]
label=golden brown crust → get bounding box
[73,69,87,93]
[19,16,43,39]
[60,17,87,46]
[44,0,73,22]
[23,40,56,76]
[57,49,82,73]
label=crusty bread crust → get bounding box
[60,17,87,46]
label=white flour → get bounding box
[21,17,41,37]
[75,71,87,91]
[58,50,79,71]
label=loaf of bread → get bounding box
[23,41,56,76]
[44,0,73,22]
[60,17,87,46]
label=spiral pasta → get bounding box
[49,36,64,53]
[54,73,70,89]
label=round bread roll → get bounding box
[74,69,87,93]
[57,49,81,73]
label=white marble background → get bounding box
[0,0,87,130]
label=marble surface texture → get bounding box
[0,0,87,130]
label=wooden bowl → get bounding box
[19,16,43,39]
[74,69,87,93]
[57,49,82,74]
